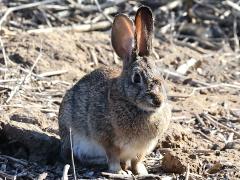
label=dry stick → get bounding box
[225,0,240,11]
[185,163,190,180]
[72,0,127,13]
[0,0,59,27]
[194,113,206,126]
[37,172,48,180]
[90,49,98,66]
[1,155,28,166]
[6,43,42,103]
[159,68,209,86]
[91,7,118,23]
[160,0,182,12]
[1,104,58,113]
[233,17,239,52]
[38,70,68,77]
[38,7,52,28]
[203,113,240,138]
[0,79,18,83]
[101,172,161,179]
[0,171,16,180]
[69,127,77,180]
[189,83,240,97]
[0,37,8,67]
[94,0,113,23]
[101,172,132,179]
[192,130,218,144]
[62,164,70,180]
[27,21,111,34]
[0,36,8,80]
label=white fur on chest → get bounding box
[72,134,107,162]
[119,138,158,160]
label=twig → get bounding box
[37,172,48,180]
[90,49,98,66]
[0,79,18,83]
[27,21,111,34]
[233,17,239,52]
[203,113,240,138]
[62,164,70,180]
[72,0,127,13]
[192,130,217,144]
[188,83,240,96]
[0,37,8,67]
[94,0,113,23]
[101,172,132,179]
[39,70,68,77]
[160,0,182,12]
[91,7,118,23]
[101,172,161,179]
[38,7,52,28]
[0,0,59,27]
[0,171,16,180]
[69,127,77,180]
[159,68,209,86]
[224,0,240,11]
[1,155,28,166]
[6,43,43,103]
[194,113,206,126]
[185,164,190,180]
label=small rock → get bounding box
[189,154,197,159]
[230,109,240,118]
[215,150,220,156]
[211,143,220,150]
[162,152,186,174]
[207,162,223,174]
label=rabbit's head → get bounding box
[112,6,167,112]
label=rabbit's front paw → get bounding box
[132,162,148,175]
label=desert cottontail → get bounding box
[58,6,171,175]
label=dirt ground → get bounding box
[0,30,240,179]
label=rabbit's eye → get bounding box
[132,72,142,84]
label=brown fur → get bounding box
[58,6,171,175]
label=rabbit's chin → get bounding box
[136,103,162,112]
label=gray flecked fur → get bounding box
[58,6,171,175]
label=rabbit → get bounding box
[58,6,171,175]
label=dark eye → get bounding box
[132,72,142,84]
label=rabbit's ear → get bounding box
[112,14,134,59]
[135,6,153,57]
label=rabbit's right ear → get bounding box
[111,14,134,59]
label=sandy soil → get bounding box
[0,31,240,179]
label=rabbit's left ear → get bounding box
[135,6,153,57]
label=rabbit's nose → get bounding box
[149,93,162,107]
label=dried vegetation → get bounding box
[0,0,240,179]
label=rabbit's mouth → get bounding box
[136,95,163,112]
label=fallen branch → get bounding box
[0,0,59,27]
[159,68,209,86]
[62,164,70,180]
[39,70,68,77]
[6,43,43,103]
[203,113,240,138]
[101,172,161,180]
[0,170,16,180]
[69,127,77,180]
[72,0,127,13]
[224,0,240,12]
[188,83,240,96]
[27,21,111,34]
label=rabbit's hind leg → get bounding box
[72,134,107,165]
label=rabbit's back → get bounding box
[59,66,120,133]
